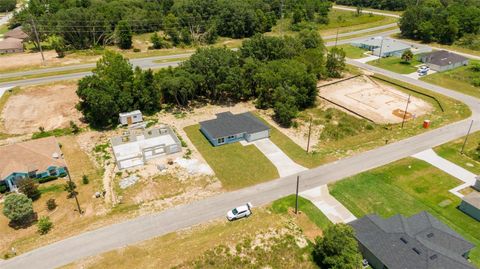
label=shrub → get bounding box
[46,199,57,211]
[82,175,89,185]
[0,184,7,193]
[17,178,40,200]
[70,121,80,134]
[314,224,362,268]
[471,77,480,87]
[37,176,58,184]
[64,181,78,198]
[3,193,34,223]
[133,48,141,52]
[37,216,53,235]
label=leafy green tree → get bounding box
[151,32,167,49]
[17,178,40,201]
[50,35,66,58]
[115,20,132,49]
[155,67,196,106]
[164,13,180,45]
[314,224,362,269]
[77,51,134,128]
[37,216,53,235]
[0,0,16,12]
[273,87,298,127]
[132,67,162,113]
[240,34,305,62]
[64,181,78,199]
[3,193,34,223]
[298,29,324,49]
[326,47,346,78]
[401,49,414,63]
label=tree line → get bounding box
[399,0,480,44]
[11,0,331,50]
[0,0,16,12]
[76,32,346,128]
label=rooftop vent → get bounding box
[400,237,408,244]
[427,233,434,238]
[430,254,438,260]
[412,248,422,255]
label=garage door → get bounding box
[246,130,269,142]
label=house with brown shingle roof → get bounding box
[4,26,28,40]
[0,37,24,54]
[0,137,67,192]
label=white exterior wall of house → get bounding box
[119,111,143,125]
[245,130,270,142]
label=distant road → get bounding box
[2,61,478,268]
[0,29,401,89]
[332,5,401,18]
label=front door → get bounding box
[127,116,133,125]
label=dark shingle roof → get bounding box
[423,50,468,67]
[199,112,269,139]
[350,211,475,269]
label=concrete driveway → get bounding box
[356,55,379,63]
[300,185,357,224]
[251,139,307,177]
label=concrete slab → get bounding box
[301,185,357,224]
[250,138,307,177]
[356,55,379,63]
[412,149,477,197]
[404,70,437,80]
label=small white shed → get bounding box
[119,110,143,125]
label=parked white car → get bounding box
[227,202,252,221]
[417,65,430,73]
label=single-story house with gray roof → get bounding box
[350,211,475,269]
[420,50,469,72]
[199,112,270,146]
[459,191,480,222]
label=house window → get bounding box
[227,135,235,139]
[217,138,225,144]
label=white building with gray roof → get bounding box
[351,37,431,57]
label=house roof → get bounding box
[199,112,270,139]
[422,50,468,67]
[463,191,480,209]
[350,211,475,269]
[0,137,66,179]
[4,26,28,40]
[352,37,411,53]
[0,38,23,50]
[119,110,142,117]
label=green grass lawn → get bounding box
[368,56,421,74]
[334,44,368,59]
[434,131,480,175]
[420,60,480,99]
[184,124,279,190]
[255,74,470,169]
[271,195,331,230]
[329,158,480,267]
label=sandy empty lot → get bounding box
[1,82,83,134]
[319,76,433,124]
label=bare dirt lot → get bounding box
[1,81,83,134]
[318,75,433,124]
[0,51,99,72]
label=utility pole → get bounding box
[306,116,313,153]
[334,28,339,47]
[295,175,300,214]
[461,120,474,154]
[401,94,411,129]
[377,37,384,61]
[66,167,82,214]
[30,17,45,64]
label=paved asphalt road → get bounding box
[1,56,479,269]
[332,5,401,18]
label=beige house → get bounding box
[0,38,24,54]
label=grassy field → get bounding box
[256,74,470,169]
[329,158,480,267]
[271,195,331,230]
[334,44,367,59]
[184,124,279,190]
[63,196,329,269]
[420,60,480,99]
[434,131,480,175]
[368,56,421,74]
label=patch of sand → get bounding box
[1,82,83,134]
[318,75,433,124]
